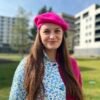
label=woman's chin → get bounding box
[46,46,59,50]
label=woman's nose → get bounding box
[49,33,56,39]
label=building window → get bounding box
[95,37,100,42]
[76,23,80,29]
[85,40,87,43]
[85,39,91,43]
[76,16,80,21]
[0,30,4,34]
[76,29,80,33]
[95,30,100,35]
[85,33,88,36]
[89,24,91,28]
[85,32,91,36]
[75,41,79,46]
[86,24,92,29]
[89,17,92,21]
[83,12,89,18]
[76,23,80,26]
[0,35,3,41]
[86,26,88,29]
[89,32,91,35]
[86,18,88,22]
[95,22,100,26]
[1,16,4,20]
[96,14,100,19]
[7,19,10,24]
[89,39,91,43]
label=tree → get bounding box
[10,7,30,55]
[29,6,53,40]
[38,6,47,14]
[48,7,52,12]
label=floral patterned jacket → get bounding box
[9,54,82,100]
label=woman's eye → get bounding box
[55,30,60,33]
[43,30,50,34]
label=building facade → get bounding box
[0,15,16,52]
[61,13,75,53]
[74,4,100,57]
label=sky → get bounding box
[0,0,100,17]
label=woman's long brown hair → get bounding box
[24,32,83,100]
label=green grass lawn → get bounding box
[0,61,20,99]
[0,53,100,100]
[0,53,23,61]
[78,58,100,100]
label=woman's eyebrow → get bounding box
[43,28,50,30]
[55,27,60,30]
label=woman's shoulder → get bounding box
[13,56,28,79]
[16,57,27,71]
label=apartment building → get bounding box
[74,4,100,57]
[61,13,75,53]
[0,15,16,51]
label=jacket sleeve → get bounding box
[70,57,82,87]
[9,58,27,100]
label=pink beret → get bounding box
[34,12,69,31]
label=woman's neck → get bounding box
[45,49,57,61]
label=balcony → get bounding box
[95,18,100,22]
[95,25,100,30]
[95,37,100,42]
[95,34,100,38]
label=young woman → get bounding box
[9,12,83,100]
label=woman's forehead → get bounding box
[40,23,62,30]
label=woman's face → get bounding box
[39,23,63,51]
